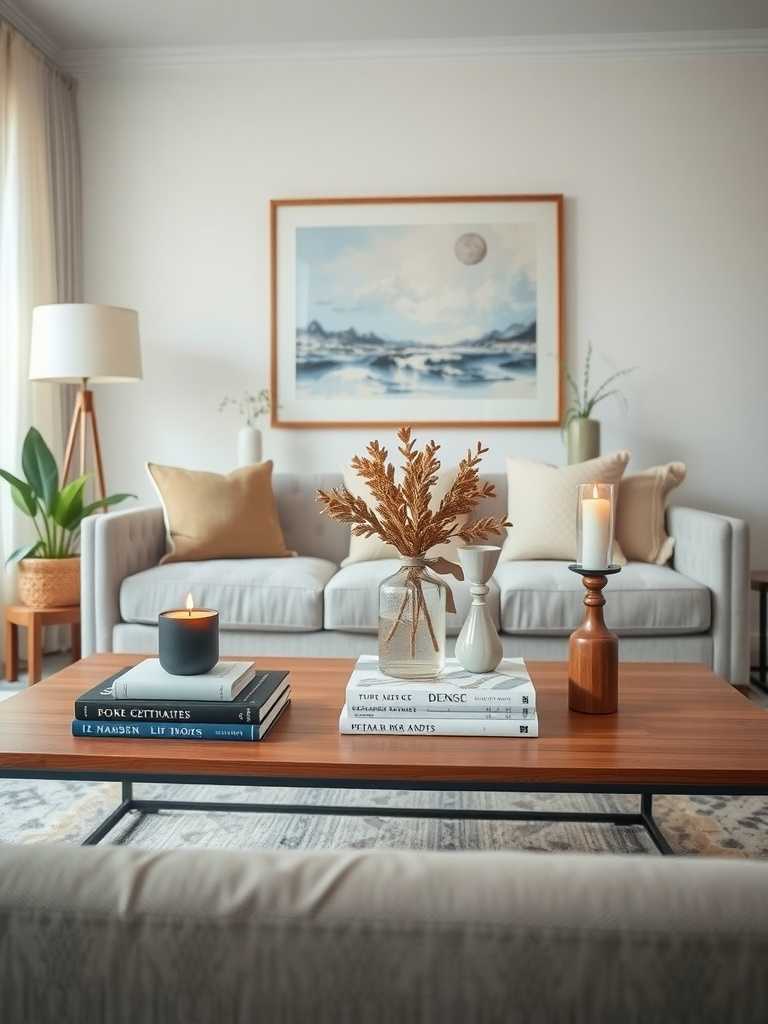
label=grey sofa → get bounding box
[1,843,767,1022]
[81,473,750,683]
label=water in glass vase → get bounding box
[378,560,447,679]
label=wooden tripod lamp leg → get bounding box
[87,406,108,511]
[79,397,88,478]
[61,381,109,511]
[61,392,83,484]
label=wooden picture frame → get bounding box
[271,194,564,428]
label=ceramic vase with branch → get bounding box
[317,427,510,679]
[218,388,270,467]
[563,343,637,464]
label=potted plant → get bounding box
[0,428,133,607]
[563,344,637,464]
[218,388,271,467]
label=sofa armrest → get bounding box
[667,506,750,684]
[2,844,768,1022]
[80,505,166,655]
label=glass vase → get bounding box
[378,559,447,679]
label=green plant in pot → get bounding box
[563,344,637,464]
[1,428,133,608]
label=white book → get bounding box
[346,656,536,713]
[339,705,538,738]
[348,704,535,721]
[114,660,257,702]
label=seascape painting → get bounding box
[272,196,562,426]
[295,223,537,400]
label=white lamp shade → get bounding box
[29,303,142,383]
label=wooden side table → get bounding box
[751,571,768,692]
[4,605,81,686]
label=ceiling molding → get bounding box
[0,0,60,60]
[61,28,768,75]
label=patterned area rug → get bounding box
[2,778,767,856]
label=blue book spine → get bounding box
[72,720,259,741]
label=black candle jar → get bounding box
[159,607,219,675]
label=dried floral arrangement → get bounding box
[316,426,509,556]
[316,427,510,658]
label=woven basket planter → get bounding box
[17,557,81,609]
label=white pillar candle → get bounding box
[581,489,611,569]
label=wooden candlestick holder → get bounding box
[568,565,621,714]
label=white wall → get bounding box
[77,52,768,568]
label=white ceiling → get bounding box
[6,0,768,54]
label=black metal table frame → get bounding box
[752,583,767,692]
[4,769,768,855]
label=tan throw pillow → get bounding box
[147,461,292,564]
[616,463,686,565]
[500,451,631,564]
[341,467,465,566]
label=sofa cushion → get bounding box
[147,460,292,564]
[500,451,630,564]
[495,561,710,636]
[120,557,337,632]
[616,462,687,565]
[324,559,499,636]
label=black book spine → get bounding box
[74,698,261,725]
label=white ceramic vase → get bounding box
[454,545,503,673]
[237,425,262,467]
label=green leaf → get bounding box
[21,428,58,513]
[589,366,637,408]
[5,541,41,566]
[72,492,135,526]
[0,469,37,516]
[564,370,583,413]
[52,474,89,530]
[582,342,592,408]
[589,388,622,413]
[11,486,35,517]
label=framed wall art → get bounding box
[270,194,563,428]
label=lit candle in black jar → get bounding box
[158,593,219,675]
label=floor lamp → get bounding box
[29,304,142,510]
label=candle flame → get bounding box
[592,484,599,499]
[186,593,194,615]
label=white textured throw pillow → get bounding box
[500,451,631,564]
[341,467,465,566]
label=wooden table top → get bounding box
[1,655,767,790]
[751,571,768,590]
[5,604,80,625]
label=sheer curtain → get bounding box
[0,22,82,661]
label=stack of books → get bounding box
[72,660,290,742]
[339,656,538,737]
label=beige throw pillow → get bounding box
[147,461,292,564]
[341,467,465,566]
[616,463,686,565]
[500,451,631,563]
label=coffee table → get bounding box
[2,654,768,855]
